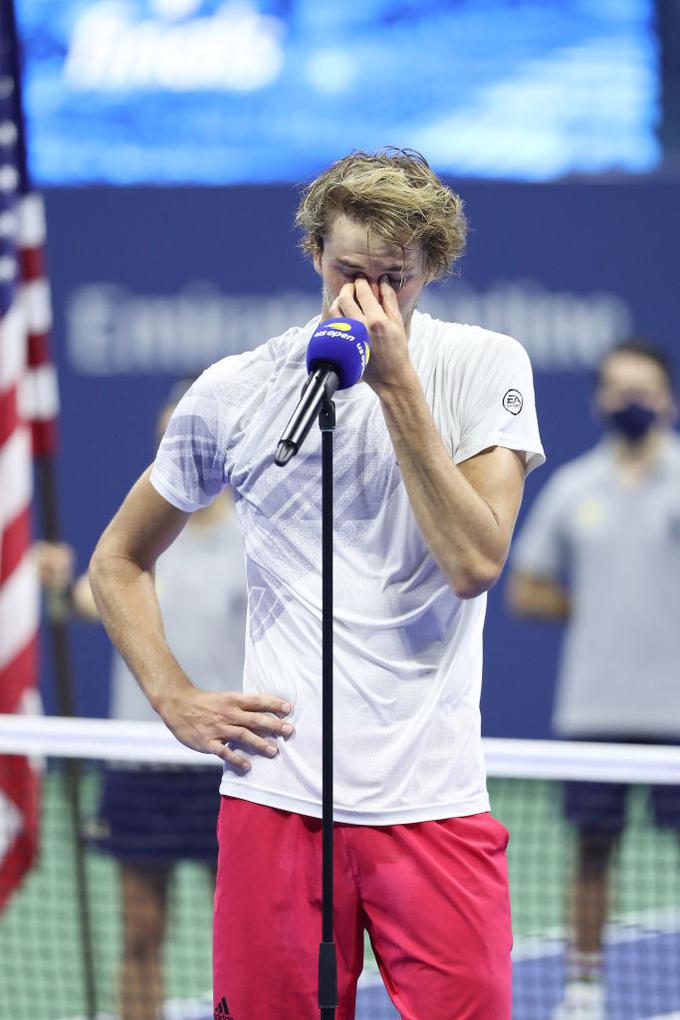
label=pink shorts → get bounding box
[213,796,512,1020]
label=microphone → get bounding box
[275,318,371,466]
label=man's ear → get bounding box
[312,248,322,276]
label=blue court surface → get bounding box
[9,922,680,1020]
[354,931,680,1019]
[155,929,680,1020]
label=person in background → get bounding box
[33,541,74,592]
[507,341,680,1020]
[37,380,247,1020]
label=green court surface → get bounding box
[1,770,679,1019]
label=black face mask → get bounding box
[603,401,658,442]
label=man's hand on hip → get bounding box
[160,688,294,771]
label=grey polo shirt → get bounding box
[512,433,680,738]
[110,508,247,723]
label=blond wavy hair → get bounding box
[295,148,467,279]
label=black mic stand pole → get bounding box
[317,390,338,1019]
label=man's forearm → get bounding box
[376,367,509,599]
[89,548,192,715]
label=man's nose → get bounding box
[358,277,381,299]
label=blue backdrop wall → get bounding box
[39,181,680,736]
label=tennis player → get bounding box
[90,149,545,1019]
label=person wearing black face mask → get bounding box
[506,341,680,1020]
[603,400,659,442]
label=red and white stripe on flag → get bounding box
[0,0,58,910]
[0,200,43,908]
[18,193,59,458]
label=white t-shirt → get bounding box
[151,310,545,824]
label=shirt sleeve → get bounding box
[453,330,545,475]
[151,335,281,510]
[150,367,231,512]
[511,470,571,580]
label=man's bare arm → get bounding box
[333,278,527,599]
[89,467,293,769]
[377,367,526,599]
[506,571,571,621]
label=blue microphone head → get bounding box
[306,318,371,389]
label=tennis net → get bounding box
[0,716,679,1020]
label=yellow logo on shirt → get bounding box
[575,499,605,528]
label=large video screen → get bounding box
[16,0,659,185]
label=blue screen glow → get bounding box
[15,0,660,185]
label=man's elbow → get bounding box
[88,542,109,603]
[451,558,504,601]
[88,534,123,601]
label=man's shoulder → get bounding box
[414,312,529,366]
[198,319,316,394]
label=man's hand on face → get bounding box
[329,276,413,394]
[159,688,294,771]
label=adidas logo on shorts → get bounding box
[214,996,235,1019]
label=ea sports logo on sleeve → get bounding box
[503,389,523,415]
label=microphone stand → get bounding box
[317,389,338,1019]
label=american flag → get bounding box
[0,0,59,910]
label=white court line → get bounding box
[58,909,680,1017]
[163,998,213,1020]
[59,991,680,1019]
[512,905,680,962]
[60,994,213,1020]
[358,967,384,988]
